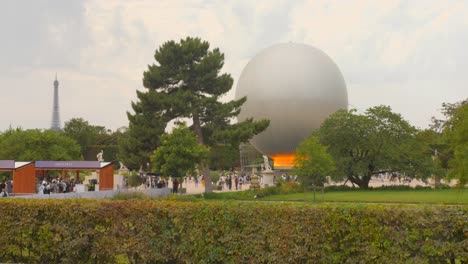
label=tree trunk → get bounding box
[192,111,213,193]
[348,175,370,189]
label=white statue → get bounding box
[262,155,272,171]
[96,150,104,162]
[119,162,128,171]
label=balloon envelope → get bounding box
[235,43,348,166]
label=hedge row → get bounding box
[0,199,466,263]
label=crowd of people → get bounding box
[138,173,256,193]
[216,173,251,190]
[37,177,81,194]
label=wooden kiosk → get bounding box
[0,160,36,195]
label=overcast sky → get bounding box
[0,0,467,132]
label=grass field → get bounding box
[260,189,468,204]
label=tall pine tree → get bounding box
[127,37,269,192]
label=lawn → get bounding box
[260,189,468,204]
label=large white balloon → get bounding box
[235,43,348,166]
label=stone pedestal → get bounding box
[262,170,275,187]
[250,174,260,189]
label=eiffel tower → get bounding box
[50,74,61,131]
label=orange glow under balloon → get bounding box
[271,154,295,168]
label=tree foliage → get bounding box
[209,144,240,170]
[0,128,81,160]
[151,125,209,178]
[444,102,467,185]
[427,99,467,186]
[431,99,468,133]
[317,105,432,188]
[64,118,121,162]
[293,134,335,187]
[119,95,172,170]
[128,37,269,192]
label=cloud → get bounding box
[0,0,466,131]
[0,0,90,72]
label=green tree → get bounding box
[444,103,467,185]
[318,105,431,188]
[425,99,467,185]
[135,37,269,192]
[293,134,335,187]
[0,128,81,160]
[64,118,120,162]
[150,125,209,178]
[416,129,448,181]
[431,99,468,133]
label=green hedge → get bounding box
[0,200,466,263]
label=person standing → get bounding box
[6,179,12,194]
[173,179,179,194]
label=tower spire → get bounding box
[51,74,61,131]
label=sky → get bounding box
[0,0,467,132]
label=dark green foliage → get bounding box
[119,92,171,170]
[209,144,240,170]
[323,185,356,192]
[0,199,465,263]
[63,118,121,162]
[0,128,81,160]
[124,170,142,188]
[445,103,467,185]
[429,99,468,186]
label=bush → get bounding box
[112,191,149,200]
[414,185,433,190]
[210,170,221,183]
[435,184,451,189]
[278,182,302,194]
[324,185,355,192]
[0,200,465,263]
[373,185,413,191]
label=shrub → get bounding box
[324,185,355,192]
[112,191,149,200]
[0,200,465,263]
[414,185,433,190]
[209,170,221,183]
[373,185,413,191]
[278,182,302,194]
[435,184,451,189]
